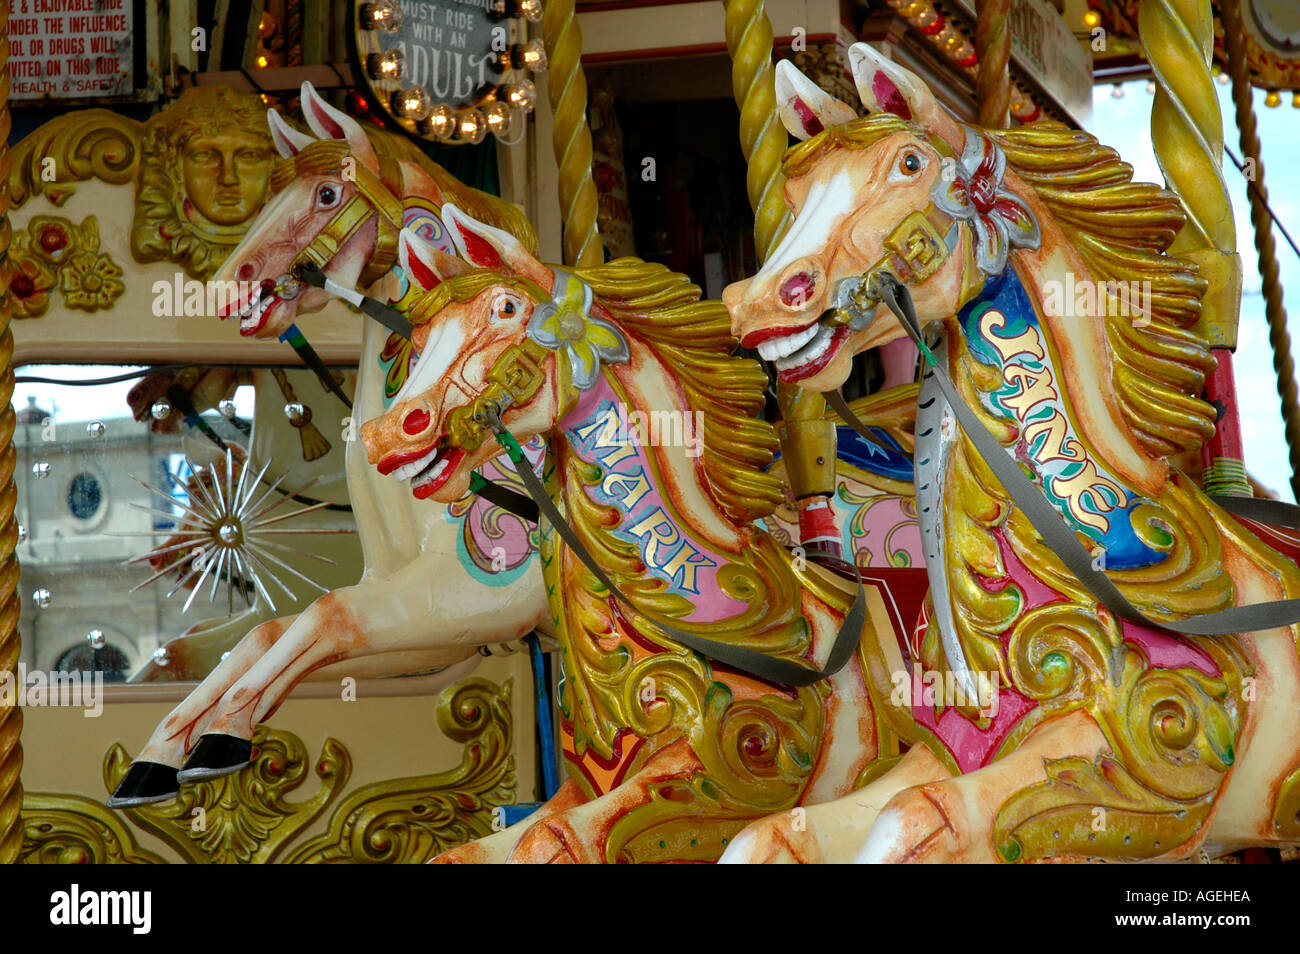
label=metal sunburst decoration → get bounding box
[121,449,351,614]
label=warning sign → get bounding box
[9,0,133,100]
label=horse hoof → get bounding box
[106,762,179,808]
[176,734,253,783]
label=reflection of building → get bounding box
[16,408,191,679]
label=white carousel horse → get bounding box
[109,85,551,806]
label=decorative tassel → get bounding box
[271,368,332,461]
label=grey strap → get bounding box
[483,409,865,687]
[858,273,1300,636]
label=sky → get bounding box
[1088,79,1300,502]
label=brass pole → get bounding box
[0,0,21,865]
[1140,0,1247,495]
[541,0,603,267]
[975,0,1011,130]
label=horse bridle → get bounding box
[290,155,404,290]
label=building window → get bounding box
[67,471,102,521]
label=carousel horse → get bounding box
[108,84,550,806]
[715,45,1300,862]
[355,205,943,862]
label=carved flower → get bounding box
[527,270,629,391]
[8,257,57,319]
[60,251,125,311]
[21,214,94,265]
[933,131,1040,276]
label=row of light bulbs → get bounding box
[883,0,1040,121]
[360,0,546,144]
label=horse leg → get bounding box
[718,743,952,863]
[430,780,591,863]
[176,548,547,779]
[107,614,298,806]
[498,739,715,863]
[857,709,1108,863]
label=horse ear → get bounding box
[299,81,378,168]
[441,203,553,289]
[774,60,857,140]
[399,229,470,292]
[267,109,315,158]
[848,43,965,149]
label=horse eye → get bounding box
[902,153,921,174]
[318,186,337,206]
[503,300,515,315]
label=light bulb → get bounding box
[367,49,405,81]
[1265,90,1282,108]
[422,104,456,140]
[459,109,487,145]
[516,39,547,71]
[361,1,402,32]
[518,0,543,22]
[1083,10,1100,29]
[1111,83,1124,99]
[393,86,432,120]
[505,78,537,112]
[484,100,511,137]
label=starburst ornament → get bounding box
[122,449,351,613]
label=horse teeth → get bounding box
[756,324,818,361]
[774,325,833,371]
[391,447,439,482]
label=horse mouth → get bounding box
[378,440,467,499]
[237,284,280,336]
[767,324,849,383]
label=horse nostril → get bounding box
[780,272,816,308]
[260,278,276,295]
[237,263,255,281]
[402,408,431,435]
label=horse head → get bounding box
[360,205,628,503]
[723,44,1039,390]
[214,82,400,339]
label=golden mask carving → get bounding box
[132,86,280,279]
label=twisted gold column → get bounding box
[975,0,1011,130]
[722,0,790,260]
[1141,0,1247,495]
[0,0,20,865]
[1222,0,1300,497]
[541,0,602,267]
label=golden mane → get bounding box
[987,121,1216,459]
[569,258,783,525]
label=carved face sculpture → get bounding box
[359,207,606,504]
[181,127,275,227]
[132,86,283,279]
[722,44,1039,393]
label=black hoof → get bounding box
[106,761,179,808]
[177,733,253,783]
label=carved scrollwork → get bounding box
[8,109,141,208]
[101,726,352,865]
[19,676,517,864]
[20,793,166,864]
[281,678,517,863]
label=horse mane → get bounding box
[782,113,1218,461]
[987,121,1216,459]
[569,258,784,525]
